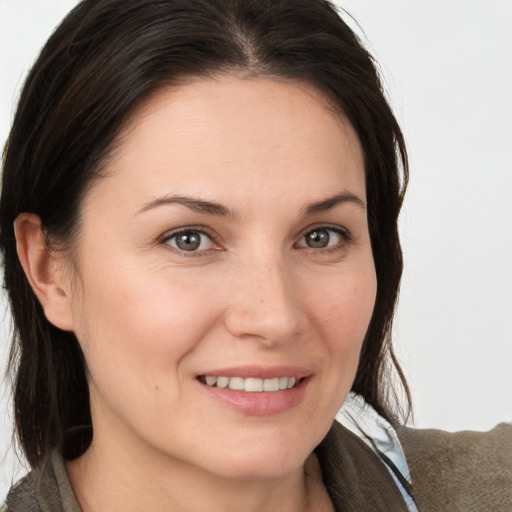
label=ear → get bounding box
[14,213,76,331]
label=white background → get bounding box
[1,0,511,499]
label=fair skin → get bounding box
[15,76,376,512]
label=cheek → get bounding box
[309,265,377,345]
[70,268,229,436]
[71,266,224,385]
[305,262,377,386]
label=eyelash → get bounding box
[296,226,353,254]
[160,226,220,257]
[160,225,352,256]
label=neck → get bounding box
[66,428,332,512]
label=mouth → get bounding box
[195,366,311,415]
[197,375,302,392]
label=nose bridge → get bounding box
[225,248,301,345]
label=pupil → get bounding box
[176,232,200,251]
[307,230,329,248]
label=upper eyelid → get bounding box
[160,225,218,243]
[297,224,352,241]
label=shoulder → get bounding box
[2,450,80,512]
[2,471,42,512]
[317,421,411,511]
[395,422,512,511]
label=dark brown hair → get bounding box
[0,0,409,468]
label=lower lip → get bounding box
[198,377,310,416]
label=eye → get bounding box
[164,229,215,252]
[297,227,348,250]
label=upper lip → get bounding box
[197,365,312,380]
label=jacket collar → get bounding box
[315,421,410,511]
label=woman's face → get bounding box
[65,77,376,479]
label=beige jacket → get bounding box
[396,423,512,511]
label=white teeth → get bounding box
[263,377,280,392]
[228,377,245,391]
[244,378,263,392]
[202,375,300,392]
[216,376,229,388]
[205,376,217,386]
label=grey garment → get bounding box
[316,421,410,510]
[2,422,409,512]
[396,422,512,512]
[2,450,81,512]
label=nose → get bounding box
[223,255,302,347]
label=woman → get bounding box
[1,1,510,511]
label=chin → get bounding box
[206,451,308,481]
[188,426,323,481]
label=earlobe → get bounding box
[14,213,75,332]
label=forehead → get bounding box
[86,76,366,214]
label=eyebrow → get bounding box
[137,195,234,218]
[136,191,366,218]
[303,192,366,214]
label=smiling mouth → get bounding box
[197,375,301,392]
